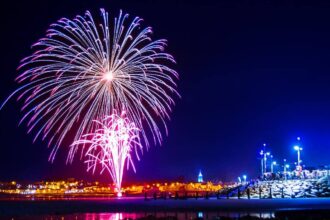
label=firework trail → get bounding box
[1,9,179,162]
[71,111,141,196]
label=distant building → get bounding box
[198,170,203,183]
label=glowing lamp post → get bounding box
[260,145,271,175]
[283,163,289,173]
[243,175,247,184]
[264,152,271,173]
[284,164,290,180]
[294,145,303,167]
[260,150,264,175]
[271,161,277,173]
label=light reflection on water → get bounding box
[31,211,275,220]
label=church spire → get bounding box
[198,170,203,183]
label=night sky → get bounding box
[1,0,330,183]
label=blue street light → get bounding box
[260,150,264,175]
[260,143,267,176]
[260,146,271,175]
[284,164,290,180]
[294,145,303,167]
[271,161,277,173]
[243,175,247,183]
[294,137,303,168]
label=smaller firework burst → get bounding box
[71,111,142,197]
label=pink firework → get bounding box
[1,9,179,163]
[71,111,142,196]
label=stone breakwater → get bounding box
[243,177,330,199]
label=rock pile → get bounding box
[243,178,330,199]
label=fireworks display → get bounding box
[1,9,179,193]
[1,9,179,163]
[71,111,142,196]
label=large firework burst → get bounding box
[1,9,179,162]
[71,111,142,196]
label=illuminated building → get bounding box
[198,170,203,183]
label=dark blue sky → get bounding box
[1,0,330,183]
